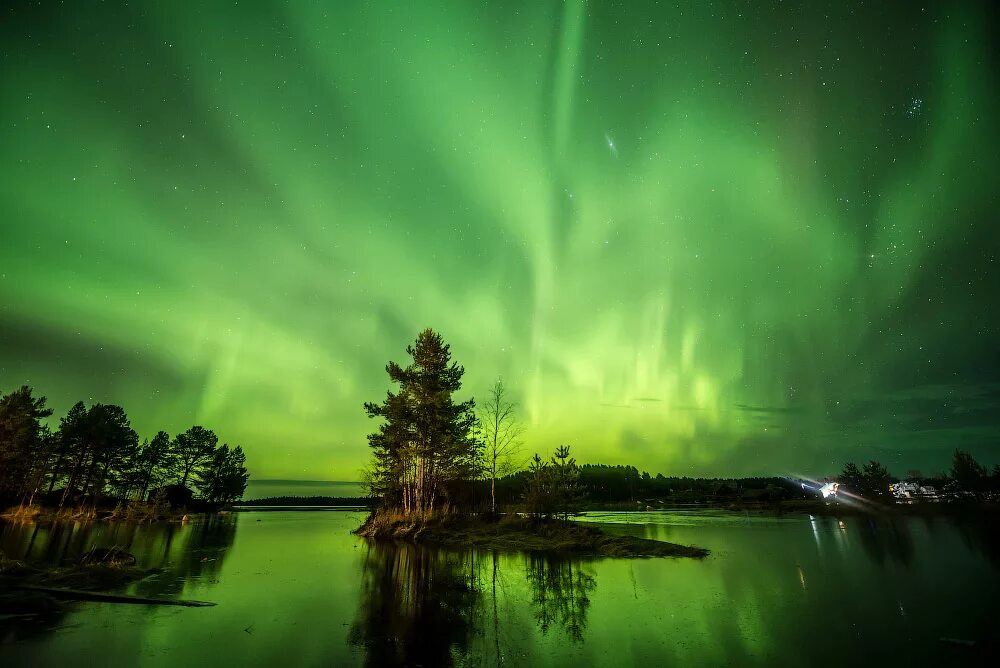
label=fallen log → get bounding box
[14,585,216,607]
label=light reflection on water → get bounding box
[1,510,997,666]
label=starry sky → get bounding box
[1,1,998,481]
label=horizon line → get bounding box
[249,479,363,484]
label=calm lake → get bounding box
[2,510,997,666]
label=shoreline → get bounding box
[4,499,995,527]
[353,510,710,558]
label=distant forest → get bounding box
[0,384,249,509]
[243,454,1000,509]
[236,468,811,508]
[493,464,801,507]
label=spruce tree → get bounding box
[364,328,477,513]
[0,386,53,500]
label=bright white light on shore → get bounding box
[819,482,840,498]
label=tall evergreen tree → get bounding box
[83,404,139,502]
[171,426,219,488]
[838,462,864,492]
[364,328,477,513]
[551,445,582,520]
[0,386,53,500]
[55,402,137,506]
[524,453,554,518]
[136,431,172,500]
[197,444,250,503]
[951,449,987,491]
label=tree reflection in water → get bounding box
[854,517,915,567]
[524,554,596,643]
[349,541,600,666]
[0,515,238,643]
[131,515,238,599]
[348,541,480,667]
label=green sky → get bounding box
[2,1,998,480]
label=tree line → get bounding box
[838,449,1000,499]
[495,464,795,507]
[0,385,249,508]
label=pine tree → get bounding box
[951,449,987,492]
[524,453,554,518]
[171,426,219,488]
[551,445,582,520]
[838,462,864,492]
[0,386,53,500]
[364,328,477,513]
[137,431,171,500]
[861,460,892,500]
[196,444,249,503]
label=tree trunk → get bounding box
[47,453,66,493]
[60,448,89,509]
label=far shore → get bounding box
[4,496,996,527]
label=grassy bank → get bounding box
[354,509,708,558]
[1,502,217,524]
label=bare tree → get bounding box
[479,379,524,513]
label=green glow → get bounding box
[1,2,998,479]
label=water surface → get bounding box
[2,510,997,666]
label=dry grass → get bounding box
[1,504,43,522]
[53,506,98,522]
[355,509,708,558]
[107,498,171,523]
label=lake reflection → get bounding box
[2,511,998,666]
[348,541,481,666]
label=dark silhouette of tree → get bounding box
[861,460,893,500]
[0,385,53,501]
[54,401,90,504]
[524,453,555,518]
[951,449,987,491]
[551,445,582,519]
[523,446,582,519]
[2,383,252,508]
[171,426,219,487]
[196,444,249,503]
[55,402,138,507]
[478,378,523,514]
[837,460,892,501]
[838,462,865,493]
[135,431,171,501]
[363,329,478,513]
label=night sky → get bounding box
[2,1,998,481]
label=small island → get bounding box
[355,510,707,558]
[356,329,708,559]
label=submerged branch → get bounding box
[13,585,215,607]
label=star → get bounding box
[605,132,617,157]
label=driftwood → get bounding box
[14,585,216,607]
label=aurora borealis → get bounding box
[1,1,998,480]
